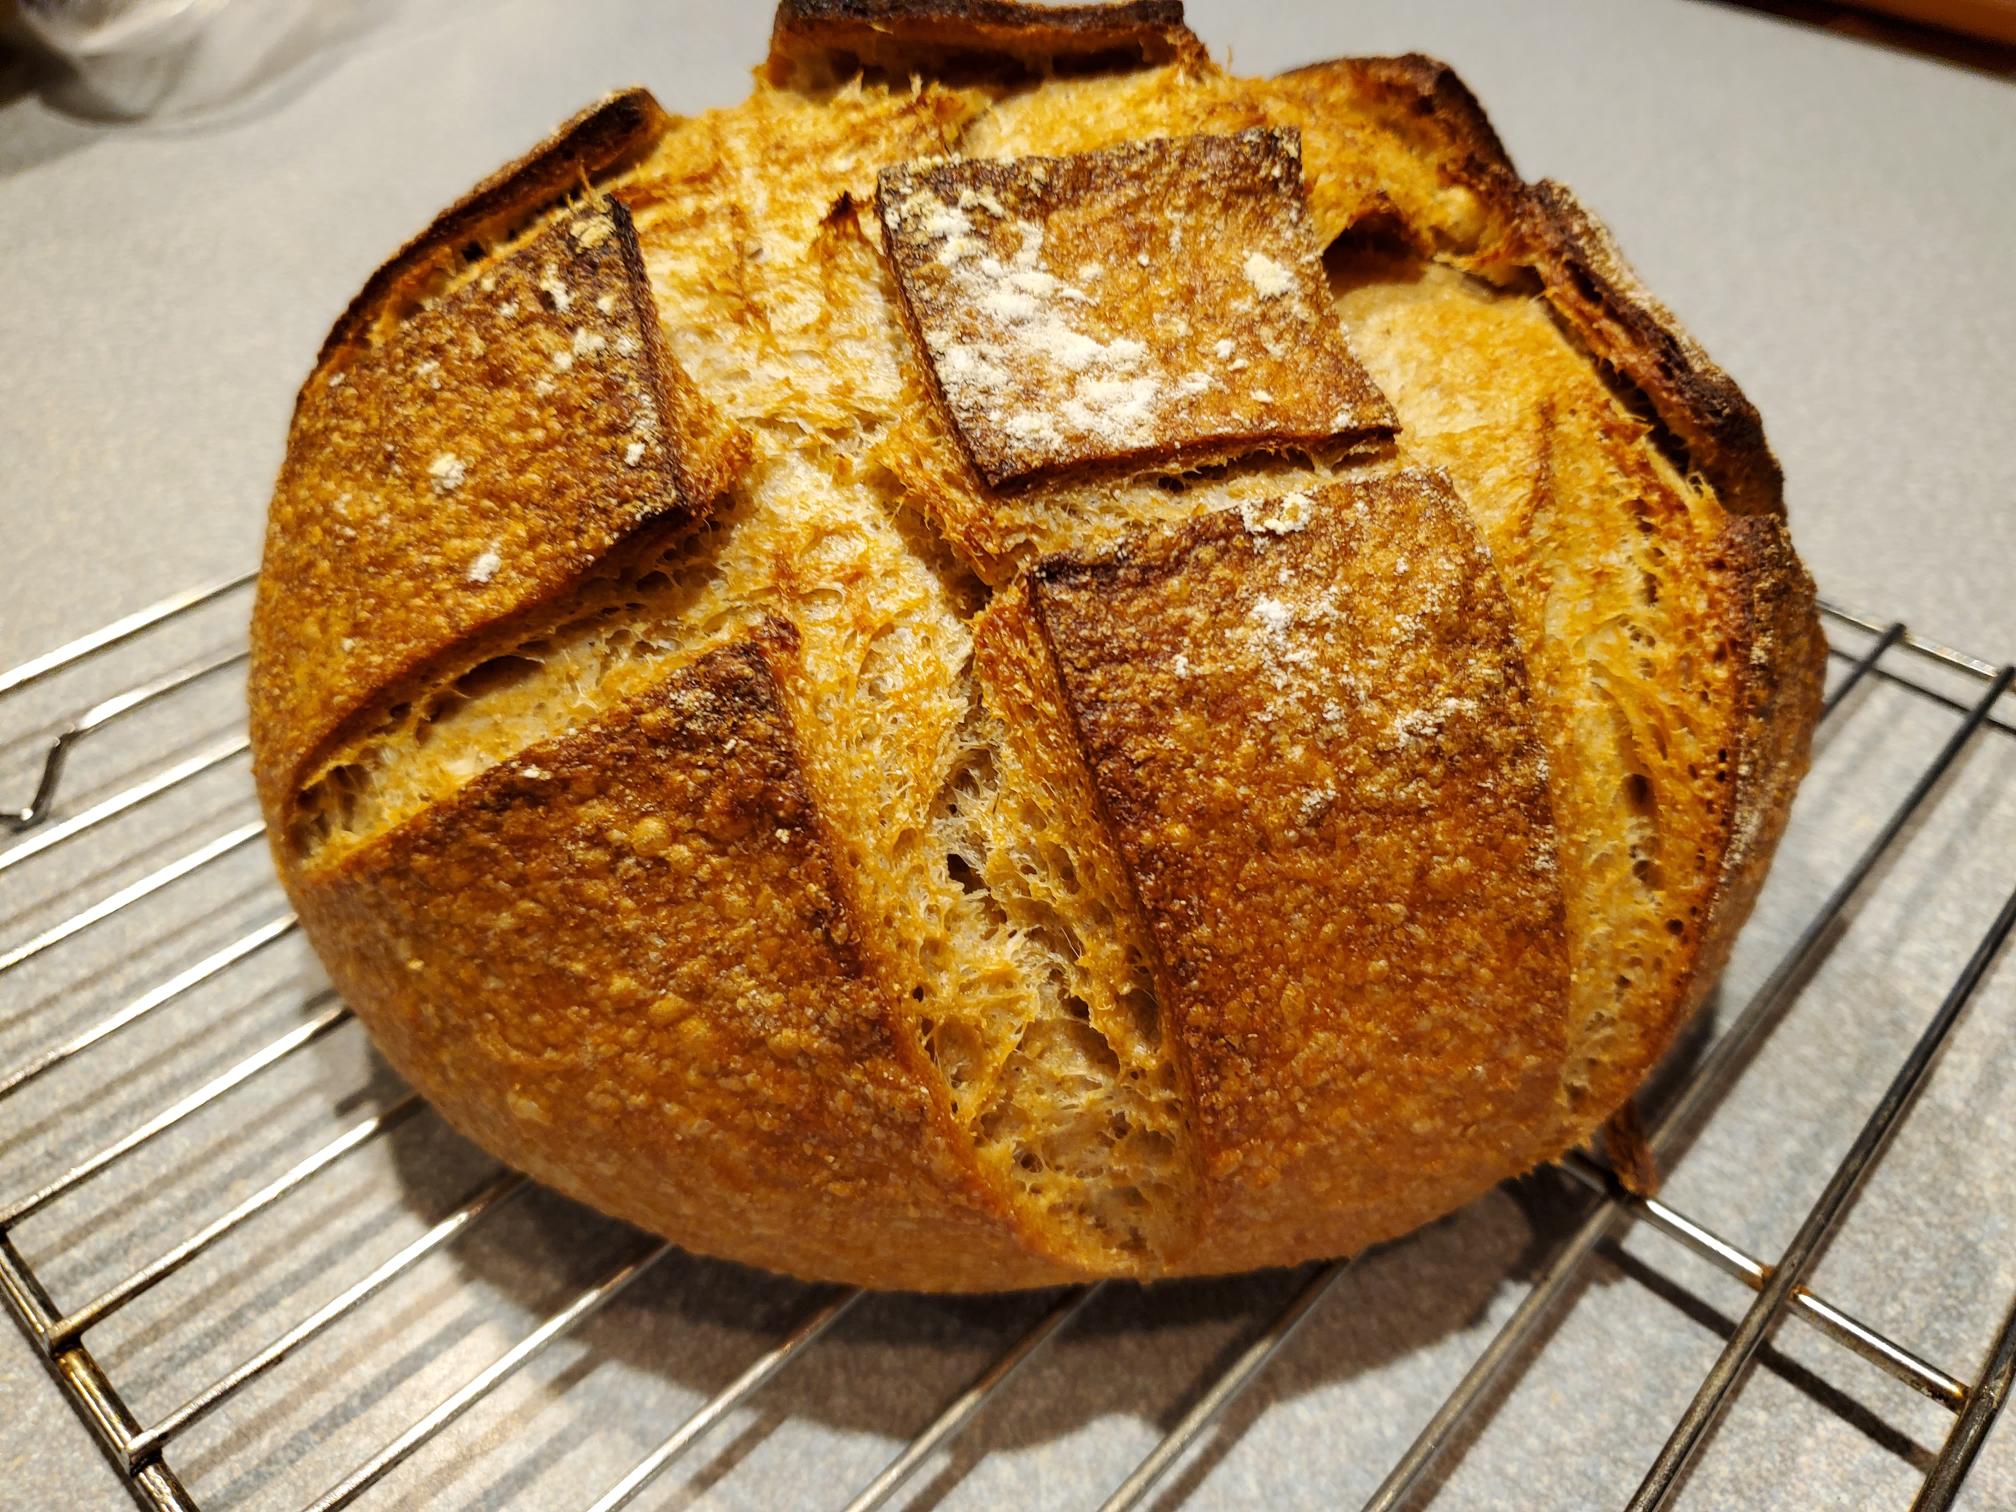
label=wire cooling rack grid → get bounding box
[1,577,2012,1511]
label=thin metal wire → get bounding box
[305,1241,672,1512]
[1554,1152,1966,1407]
[588,1288,863,1512]
[46,1094,425,1350]
[1,588,2012,1512]
[0,999,349,1230]
[128,1170,529,1462]
[0,735,251,874]
[1916,1288,2016,1512]
[1630,858,2016,1509]
[3,650,246,831]
[0,915,297,1097]
[1098,1262,1352,1512]
[0,574,253,700]
[0,819,266,976]
[1818,600,2002,682]
[1,1233,205,1510]
[1361,652,2016,1512]
[1819,615,1914,721]
[843,1285,1103,1512]
[1820,622,1905,719]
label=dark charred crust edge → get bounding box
[1520,181,1783,517]
[314,87,672,369]
[1294,53,1785,518]
[1302,53,1526,213]
[767,0,1202,83]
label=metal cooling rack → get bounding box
[1,576,2012,1511]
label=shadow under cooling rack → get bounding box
[2,576,2014,1511]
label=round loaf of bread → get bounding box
[249,2,1826,1290]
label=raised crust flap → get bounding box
[1011,472,1574,1270]
[320,88,672,364]
[878,127,1392,490]
[251,200,749,818]
[1520,179,1783,516]
[1271,54,1784,518]
[767,0,1201,82]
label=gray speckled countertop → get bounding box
[2,1,2014,1508]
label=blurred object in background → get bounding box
[9,0,397,122]
[1850,0,2016,42]
[1722,0,2016,71]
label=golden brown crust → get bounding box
[250,30,1825,1290]
[250,201,749,823]
[876,127,1392,488]
[1268,52,1525,255]
[1275,51,1815,1128]
[1023,474,1575,1272]
[767,0,1201,83]
[319,88,672,365]
[1686,511,1826,1015]
[287,627,1070,1291]
[1278,54,1784,518]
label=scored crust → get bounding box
[877,126,1393,488]
[1281,51,1821,1113]
[1270,54,1783,517]
[293,625,1069,1290]
[250,4,1824,1290]
[1008,471,1574,1271]
[252,200,749,829]
[319,88,672,364]
[1521,178,1784,517]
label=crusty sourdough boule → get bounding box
[248,0,1825,1291]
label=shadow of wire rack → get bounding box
[0,574,2013,1512]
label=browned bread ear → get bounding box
[252,198,749,825]
[319,88,672,365]
[766,0,1202,84]
[876,126,1392,490]
[1519,179,1783,516]
[1273,54,1783,518]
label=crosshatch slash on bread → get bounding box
[877,126,1395,489]
[290,622,1079,1292]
